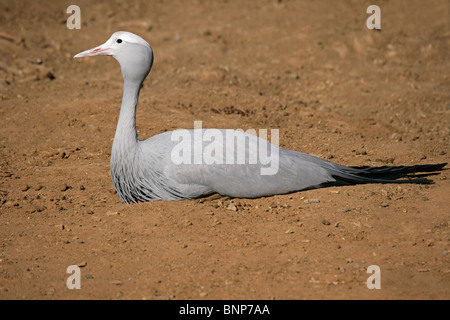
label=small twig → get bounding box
[0,32,17,43]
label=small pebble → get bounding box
[60,184,71,192]
[31,58,43,65]
[331,127,341,134]
[228,202,238,211]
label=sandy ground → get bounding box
[0,0,449,300]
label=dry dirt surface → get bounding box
[0,0,449,300]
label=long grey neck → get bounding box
[112,79,142,154]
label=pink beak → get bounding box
[74,44,111,58]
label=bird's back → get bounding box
[133,129,335,201]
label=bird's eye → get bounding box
[116,39,122,44]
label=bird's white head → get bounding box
[74,31,153,84]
